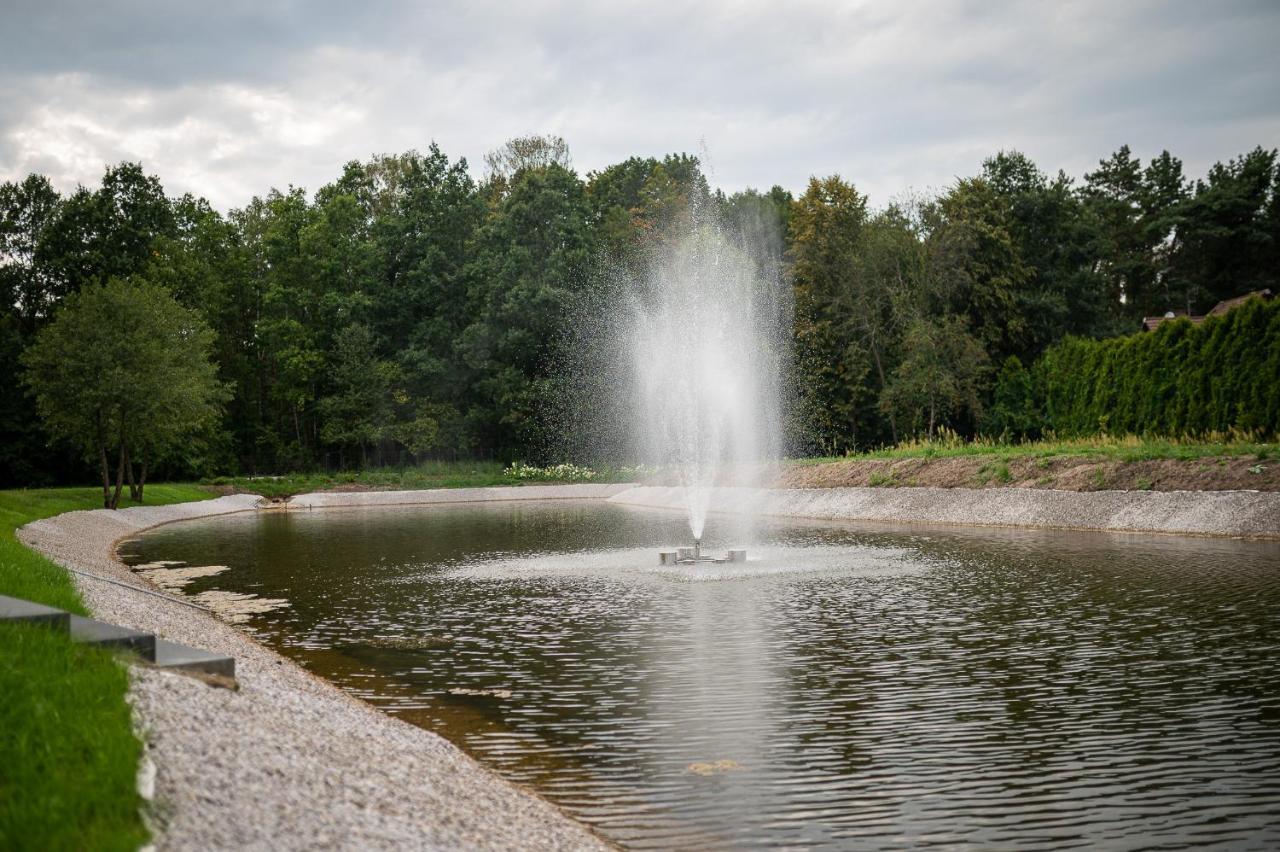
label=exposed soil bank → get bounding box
[18,490,612,852]
[609,485,1280,539]
[776,454,1279,492]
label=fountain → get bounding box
[613,202,789,566]
[658,542,748,566]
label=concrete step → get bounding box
[69,614,156,659]
[2,592,235,682]
[153,638,235,679]
[0,593,70,631]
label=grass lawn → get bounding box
[0,484,213,851]
[791,434,1277,465]
[206,459,641,499]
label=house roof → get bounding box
[1207,288,1273,317]
[1141,309,1203,332]
[1140,288,1273,331]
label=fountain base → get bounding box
[659,545,747,566]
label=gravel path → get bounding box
[19,490,614,852]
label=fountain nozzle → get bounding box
[657,542,746,566]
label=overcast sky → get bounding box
[2,0,1278,211]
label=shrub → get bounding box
[1027,297,1279,439]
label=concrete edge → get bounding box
[607,485,1280,539]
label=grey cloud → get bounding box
[1,0,1277,210]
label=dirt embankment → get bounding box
[776,455,1279,492]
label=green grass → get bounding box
[0,485,211,612]
[0,483,213,850]
[975,461,1013,485]
[206,459,642,499]
[792,434,1277,466]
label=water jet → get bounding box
[618,214,788,547]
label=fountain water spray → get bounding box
[620,207,789,563]
[557,187,789,564]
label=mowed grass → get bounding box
[0,483,213,851]
[791,434,1277,465]
[206,459,640,499]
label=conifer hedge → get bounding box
[992,296,1279,438]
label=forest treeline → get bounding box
[2,137,1278,485]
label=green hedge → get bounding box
[992,297,1280,439]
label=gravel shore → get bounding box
[609,485,1280,538]
[19,490,613,852]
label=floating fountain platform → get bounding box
[658,542,747,566]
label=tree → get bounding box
[0,174,63,328]
[349,148,484,416]
[718,185,793,259]
[235,187,325,468]
[879,315,989,438]
[587,154,709,267]
[1082,145,1150,321]
[928,176,1034,366]
[1140,151,1190,311]
[789,176,873,453]
[461,163,595,456]
[1171,147,1278,310]
[983,355,1039,440]
[37,162,174,294]
[22,278,226,507]
[318,323,394,467]
[484,135,573,191]
[0,175,71,486]
[980,151,1112,348]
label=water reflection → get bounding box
[127,501,1280,849]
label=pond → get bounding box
[124,500,1280,850]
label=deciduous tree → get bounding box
[22,277,226,507]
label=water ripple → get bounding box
[131,501,1280,850]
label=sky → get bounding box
[2,0,1278,211]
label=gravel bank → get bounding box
[18,489,612,852]
[609,485,1280,538]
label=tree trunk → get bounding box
[868,336,898,445]
[126,447,139,502]
[99,444,112,509]
[111,443,126,510]
[137,459,148,504]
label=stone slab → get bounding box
[69,614,156,659]
[0,593,70,631]
[153,638,236,679]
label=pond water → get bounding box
[125,501,1280,850]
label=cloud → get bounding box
[2,0,1278,210]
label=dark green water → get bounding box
[126,501,1280,850]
